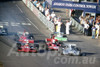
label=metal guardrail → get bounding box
[22,0,55,32]
[71,17,84,33]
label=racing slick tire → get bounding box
[16,43,22,51]
[58,47,64,55]
[68,53,75,56]
[63,35,67,37]
[45,45,49,50]
[77,48,82,56]
[34,44,39,53]
[45,44,51,51]
[29,34,35,40]
[80,53,86,56]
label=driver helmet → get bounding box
[52,39,56,43]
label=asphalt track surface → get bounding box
[0,1,100,67]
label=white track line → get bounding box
[16,5,23,13]
[26,18,39,30]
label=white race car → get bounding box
[59,43,86,56]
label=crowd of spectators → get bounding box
[32,0,100,38]
[32,0,66,33]
[79,13,100,39]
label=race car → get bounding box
[45,38,61,50]
[16,43,39,53]
[15,31,34,43]
[50,32,68,42]
[58,43,82,56]
[0,25,8,35]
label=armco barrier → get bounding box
[71,17,84,33]
[22,0,54,32]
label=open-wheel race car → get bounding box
[0,25,8,35]
[16,42,39,53]
[58,43,85,56]
[50,32,68,42]
[45,38,61,50]
[15,31,34,43]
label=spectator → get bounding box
[53,17,57,32]
[80,17,85,27]
[89,16,94,26]
[95,23,100,38]
[84,21,89,36]
[79,16,82,22]
[45,7,49,17]
[69,18,72,26]
[51,12,56,19]
[66,20,71,35]
[57,20,62,33]
[39,5,44,13]
[97,18,100,24]
[85,13,90,21]
[46,14,51,21]
[51,11,56,21]
[57,15,61,21]
[54,16,57,23]
[92,26,96,39]
[36,1,40,8]
[88,16,94,36]
[33,0,37,6]
[42,0,46,9]
[71,9,75,16]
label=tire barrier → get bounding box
[22,0,55,32]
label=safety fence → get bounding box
[71,17,84,33]
[22,0,55,32]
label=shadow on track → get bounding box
[82,52,96,56]
[68,40,83,42]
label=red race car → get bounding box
[15,31,34,43]
[45,38,61,50]
[16,43,39,53]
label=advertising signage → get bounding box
[52,0,100,13]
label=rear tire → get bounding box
[29,34,34,40]
[16,43,22,50]
[80,53,86,56]
[34,44,39,53]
